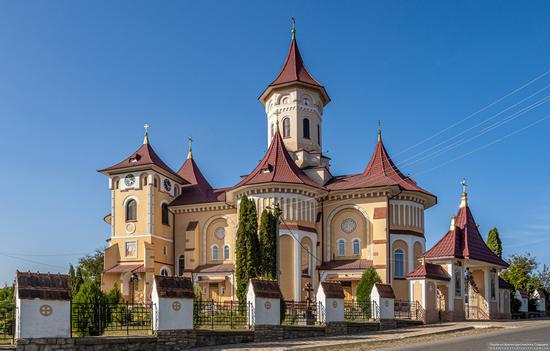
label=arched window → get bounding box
[394,249,405,278]
[162,203,169,225]
[337,239,345,256]
[353,239,360,256]
[126,199,137,221]
[160,267,169,277]
[303,118,310,139]
[224,245,230,260]
[178,255,185,276]
[283,118,291,138]
[212,245,219,260]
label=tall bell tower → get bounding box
[259,19,331,184]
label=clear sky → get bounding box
[1,1,549,284]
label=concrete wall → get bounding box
[16,299,70,339]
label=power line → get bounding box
[0,253,67,271]
[396,69,550,156]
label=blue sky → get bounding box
[1,1,549,284]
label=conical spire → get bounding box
[143,123,150,144]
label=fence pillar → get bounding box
[15,271,72,339]
[247,279,281,326]
[316,281,344,324]
[152,276,194,331]
[370,283,395,320]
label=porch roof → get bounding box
[318,259,372,271]
[103,263,145,273]
[406,263,451,281]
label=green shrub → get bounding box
[356,268,382,303]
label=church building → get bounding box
[99,26,437,304]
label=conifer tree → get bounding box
[486,227,503,258]
[356,268,382,303]
[259,209,277,279]
[235,196,260,304]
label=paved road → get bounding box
[376,323,550,351]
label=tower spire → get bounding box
[143,123,149,145]
[460,177,468,208]
[377,120,382,142]
[291,16,296,39]
[187,135,193,159]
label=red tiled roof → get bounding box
[170,157,227,206]
[325,134,435,199]
[103,264,145,274]
[100,142,184,181]
[406,263,451,281]
[154,276,194,299]
[320,282,345,298]
[194,263,234,274]
[318,259,373,271]
[375,283,396,298]
[270,35,323,88]
[250,279,283,299]
[16,271,71,300]
[422,200,508,267]
[233,129,320,189]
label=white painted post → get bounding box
[152,276,194,331]
[15,271,72,339]
[247,279,281,326]
[316,282,344,324]
[371,284,395,320]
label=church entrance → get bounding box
[209,283,220,301]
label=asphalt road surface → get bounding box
[376,323,550,351]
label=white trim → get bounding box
[223,244,231,260]
[325,204,371,260]
[393,248,405,278]
[160,266,171,276]
[123,195,140,207]
[111,233,174,243]
[202,215,230,265]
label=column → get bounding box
[294,235,301,301]
[483,267,491,313]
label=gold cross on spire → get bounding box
[461,177,468,193]
[291,16,296,39]
[274,110,281,132]
[460,178,468,208]
[377,120,382,142]
[143,123,150,144]
[187,135,193,159]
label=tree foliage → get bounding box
[500,253,539,293]
[235,195,260,303]
[78,249,104,283]
[259,209,278,279]
[486,227,503,258]
[72,280,107,336]
[356,268,382,303]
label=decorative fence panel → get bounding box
[281,301,323,326]
[71,303,154,336]
[394,300,421,320]
[193,300,250,329]
[0,304,15,344]
[344,301,379,321]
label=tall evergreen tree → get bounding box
[259,209,277,279]
[235,196,260,304]
[356,268,382,303]
[486,227,503,258]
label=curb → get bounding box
[290,326,475,351]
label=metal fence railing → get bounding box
[0,305,15,344]
[281,301,323,326]
[344,300,379,321]
[71,303,154,336]
[193,300,251,329]
[394,300,421,320]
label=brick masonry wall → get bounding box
[325,322,347,336]
[346,322,380,334]
[253,325,284,342]
[282,325,325,339]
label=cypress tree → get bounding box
[356,268,382,303]
[259,209,277,279]
[486,227,503,258]
[235,195,260,304]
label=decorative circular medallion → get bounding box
[332,300,338,309]
[163,179,172,192]
[124,174,136,187]
[341,218,357,234]
[125,222,136,234]
[264,301,272,310]
[172,301,181,311]
[214,227,225,240]
[40,304,53,317]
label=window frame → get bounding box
[282,117,291,138]
[178,255,185,276]
[211,245,219,261]
[223,244,230,260]
[337,239,346,256]
[352,239,360,256]
[161,203,170,225]
[394,248,405,278]
[126,199,137,222]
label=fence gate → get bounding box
[281,301,323,326]
[193,300,250,329]
[0,304,15,345]
[71,303,153,337]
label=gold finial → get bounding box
[187,135,193,159]
[291,16,296,39]
[143,123,150,144]
[274,110,281,133]
[460,178,468,207]
[377,120,382,142]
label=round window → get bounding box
[341,218,357,234]
[214,227,225,240]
